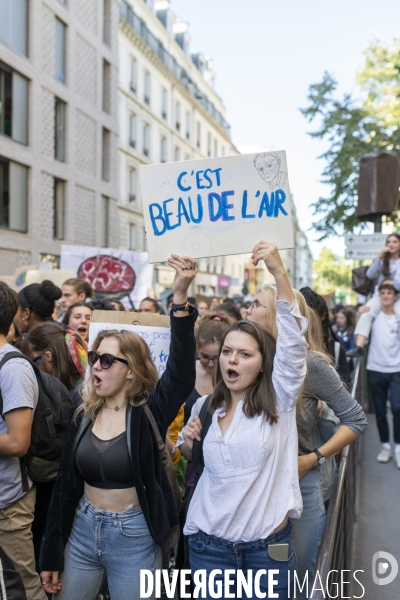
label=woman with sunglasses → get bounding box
[40,255,197,600]
[180,241,308,599]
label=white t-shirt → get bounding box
[179,298,308,543]
[367,311,400,373]
[0,344,39,509]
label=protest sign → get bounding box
[61,245,153,310]
[90,311,171,375]
[139,151,294,263]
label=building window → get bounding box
[185,112,190,140]
[160,136,167,163]
[129,223,136,250]
[214,139,218,157]
[174,146,180,162]
[102,128,110,181]
[53,178,65,239]
[0,157,28,233]
[103,0,111,46]
[101,196,109,247]
[0,0,29,57]
[207,132,211,157]
[130,57,137,92]
[0,65,28,145]
[54,98,66,162]
[55,18,66,83]
[128,167,136,202]
[175,101,180,131]
[161,88,167,120]
[102,59,111,114]
[196,121,201,149]
[144,71,150,105]
[143,123,149,157]
[129,113,136,148]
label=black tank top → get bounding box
[75,424,134,489]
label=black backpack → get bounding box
[0,546,27,600]
[0,352,74,491]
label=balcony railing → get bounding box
[120,0,231,137]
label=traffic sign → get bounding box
[345,233,387,260]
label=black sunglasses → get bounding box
[87,351,129,370]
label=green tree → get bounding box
[302,38,400,239]
[313,247,353,296]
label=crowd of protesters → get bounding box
[8,234,400,598]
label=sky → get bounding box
[170,0,400,258]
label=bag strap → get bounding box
[192,394,212,473]
[142,403,165,453]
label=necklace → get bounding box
[104,402,126,412]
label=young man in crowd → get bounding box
[367,281,400,467]
[0,283,47,600]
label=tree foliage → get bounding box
[313,247,353,296]
[302,39,400,239]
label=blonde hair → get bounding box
[261,284,331,362]
[79,329,159,421]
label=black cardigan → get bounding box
[41,308,197,572]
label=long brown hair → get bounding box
[26,323,80,390]
[209,320,278,424]
[63,278,94,299]
[382,233,400,277]
[81,329,159,421]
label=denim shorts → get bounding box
[55,496,161,600]
[188,521,296,600]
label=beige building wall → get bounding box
[0,0,119,275]
[118,0,246,298]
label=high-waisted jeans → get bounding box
[54,495,161,600]
[188,520,296,600]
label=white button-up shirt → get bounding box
[179,297,308,542]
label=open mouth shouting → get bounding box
[225,368,240,384]
[93,375,102,388]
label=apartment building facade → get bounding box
[0,0,119,275]
[118,0,249,297]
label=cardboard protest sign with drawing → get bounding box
[89,311,171,375]
[139,151,294,263]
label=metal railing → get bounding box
[309,358,364,599]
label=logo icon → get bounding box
[372,551,398,586]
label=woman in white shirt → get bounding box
[179,241,308,600]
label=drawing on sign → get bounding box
[254,152,287,191]
[181,226,212,255]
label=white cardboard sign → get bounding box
[139,151,294,263]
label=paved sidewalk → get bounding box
[350,411,400,599]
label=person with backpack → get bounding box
[347,233,400,357]
[179,241,308,599]
[0,282,47,600]
[40,254,197,599]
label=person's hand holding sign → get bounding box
[167,254,196,316]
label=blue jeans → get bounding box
[55,496,161,600]
[188,521,296,600]
[290,468,326,600]
[368,370,400,444]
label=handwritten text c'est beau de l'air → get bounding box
[148,167,289,237]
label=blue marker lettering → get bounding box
[203,169,213,189]
[274,190,288,217]
[196,171,205,189]
[258,191,275,218]
[163,198,179,230]
[208,193,222,221]
[177,197,190,226]
[214,168,222,186]
[221,190,235,221]
[149,203,167,236]
[177,171,191,192]
[188,194,204,224]
[241,190,255,219]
